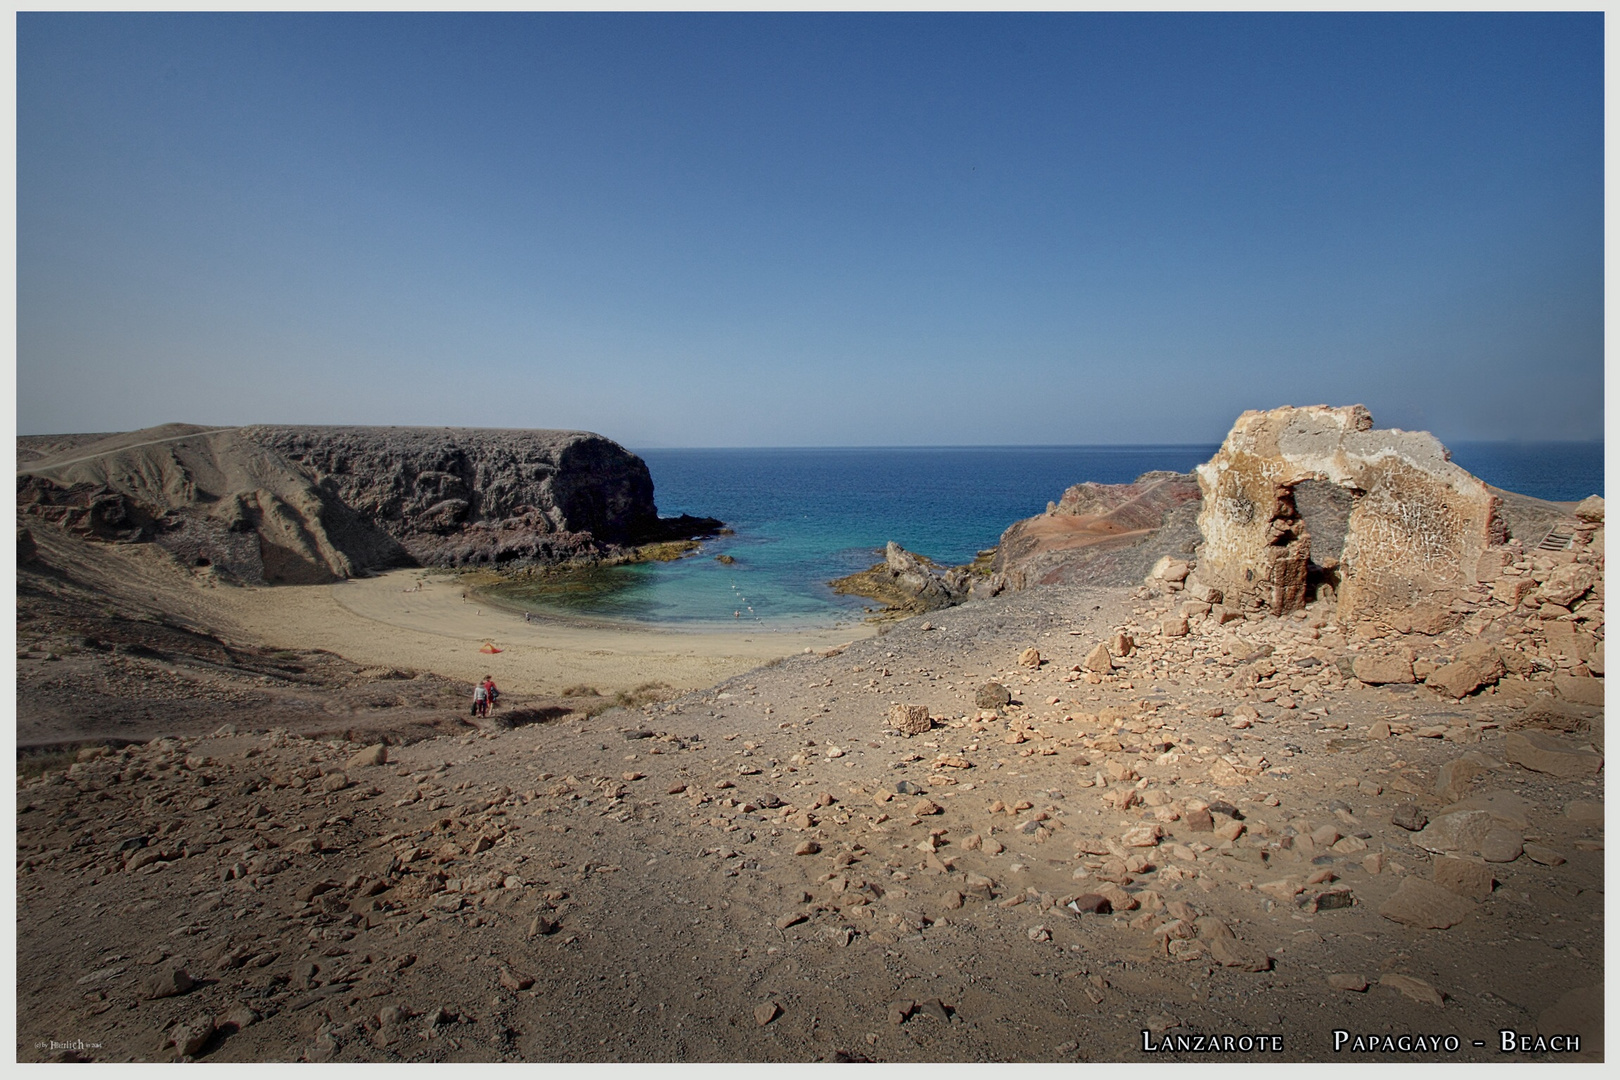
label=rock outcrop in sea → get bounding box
[16,423,719,584]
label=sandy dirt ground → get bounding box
[16,568,1604,1064]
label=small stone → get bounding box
[1413,810,1494,854]
[347,745,387,769]
[1208,938,1272,971]
[1391,804,1428,832]
[498,966,535,991]
[754,1001,781,1027]
[912,799,942,816]
[1426,661,1487,699]
[1433,856,1495,901]
[1184,807,1214,832]
[1327,973,1369,992]
[1353,653,1414,685]
[1434,753,1495,802]
[1367,721,1391,740]
[172,1014,215,1057]
[1523,843,1567,866]
[1378,877,1475,929]
[794,840,821,856]
[1026,924,1051,942]
[1362,853,1385,875]
[1019,648,1042,668]
[1161,618,1189,638]
[527,914,559,938]
[220,1003,260,1030]
[1478,828,1523,863]
[1504,730,1603,777]
[975,683,1012,710]
[1121,823,1163,847]
[887,999,915,1026]
[889,704,932,736]
[321,772,352,793]
[775,912,808,930]
[1380,973,1445,1007]
[1553,675,1604,707]
[144,967,195,1000]
[1082,643,1114,673]
[1141,1012,1181,1035]
[1298,886,1355,914]
[1193,916,1234,940]
[942,891,963,910]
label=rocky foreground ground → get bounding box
[16,536,1604,1063]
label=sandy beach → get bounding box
[193,567,875,696]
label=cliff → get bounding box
[17,424,717,584]
[991,470,1204,591]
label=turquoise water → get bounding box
[489,442,1602,629]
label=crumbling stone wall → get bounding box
[1195,405,1505,623]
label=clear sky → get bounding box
[16,12,1604,446]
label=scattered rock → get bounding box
[1354,653,1415,685]
[1503,730,1603,777]
[1552,675,1604,707]
[753,1001,781,1027]
[1327,974,1369,992]
[172,1014,216,1057]
[1523,843,1567,866]
[347,744,387,769]
[498,966,535,991]
[888,704,932,736]
[1380,973,1445,1007]
[887,999,915,1026]
[1019,648,1042,668]
[1378,878,1475,929]
[1412,810,1494,855]
[1478,828,1523,864]
[1432,856,1494,901]
[144,967,195,1000]
[975,683,1012,710]
[1208,938,1272,971]
[1434,753,1496,802]
[1082,643,1113,673]
[794,840,821,856]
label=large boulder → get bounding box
[1193,405,1505,621]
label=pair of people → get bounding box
[471,675,499,717]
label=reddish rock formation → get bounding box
[992,471,1203,591]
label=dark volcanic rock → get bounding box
[830,542,973,616]
[18,424,719,581]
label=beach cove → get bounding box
[182,567,876,699]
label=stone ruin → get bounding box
[1193,405,1509,626]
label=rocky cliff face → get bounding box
[17,424,714,584]
[237,426,669,568]
[991,471,1204,591]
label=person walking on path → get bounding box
[481,675,500,715]
[472,680,488,718]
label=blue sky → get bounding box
[16,12,1604,445]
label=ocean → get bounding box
[487,442,1602,629]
